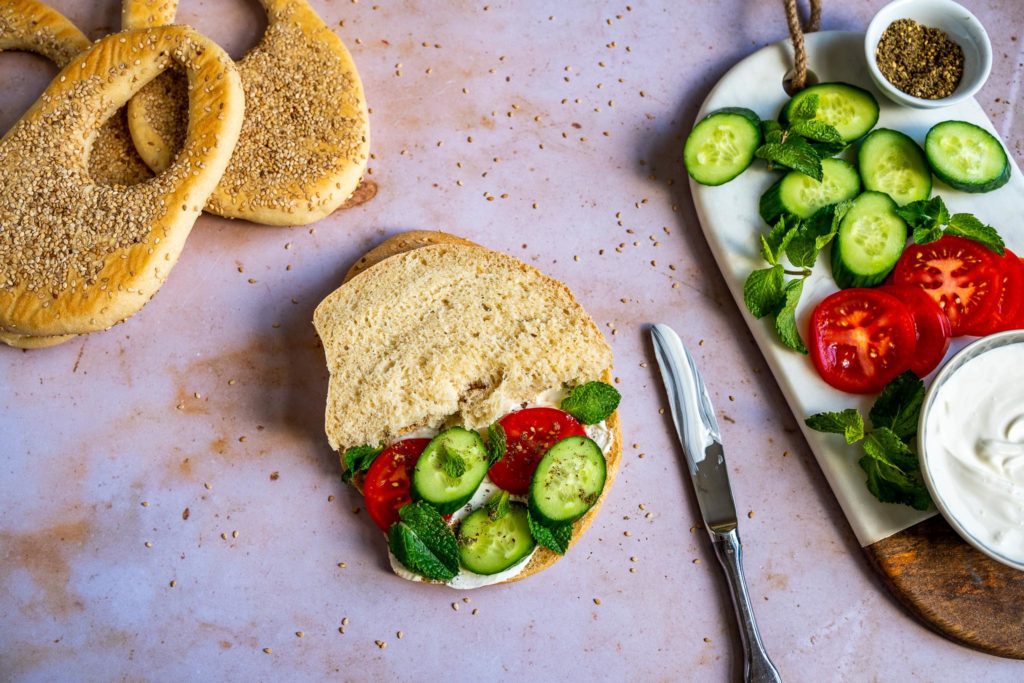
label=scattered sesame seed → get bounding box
[342,617,349,626]
[451,602,460,611]
[144,541,152,548]
[169,580,177,588]
[375,640,386,649]
[263,647,272,654]
[593,598,602,605]
[396,631,404,639]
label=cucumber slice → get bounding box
[858,129,932,206]
[759,158,860,225]
[412,428,490,515]
[457,503,536,575]
[925,121,1010,193]
[831,191,908,289]
[528,436,606,525]
[782,83,879,142]
[684,107,762,186]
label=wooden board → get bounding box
[689,31,1024,658]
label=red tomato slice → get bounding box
[363,438,430,531]
[879,285,951,377]
[968,249,1024,335]
[890,235,1001,336]
[487,407,586,495]
[809,288,918,394]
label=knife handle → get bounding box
[710,528,782,683]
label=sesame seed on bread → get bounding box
[315,231,621,585]
[0,26,244,337]
[124,0,370,226]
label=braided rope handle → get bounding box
[783,0,822,92]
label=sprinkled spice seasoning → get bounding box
[876,19,964,99]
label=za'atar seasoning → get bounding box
[876,18,964,99]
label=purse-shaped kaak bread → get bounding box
[0,26,244,337]
[0,0,158,349]
[0,0,152,187]
[314,231,621,583]
[123,0,370,226]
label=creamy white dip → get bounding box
[925,344,1024,566]
[387,386,615,588]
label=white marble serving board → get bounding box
[690,31,1024,547]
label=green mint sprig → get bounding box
[806,372,932,511]
[387,501,460,581]
[527,509,573,555]
[754,95,844,180]
[896,195,1005,254]
[341,444,383,483]
[486,422,507,466]
[440,444,468,481]
[743,202,851,354]
[561,381,621,425]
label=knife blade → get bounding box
[651,323,782,683]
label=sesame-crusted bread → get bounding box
[316,231,621,585]
[0,26,244,337]
[123,0,370,226]
[0,0,152,188]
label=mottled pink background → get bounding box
[2,1,1023,680]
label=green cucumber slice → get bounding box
[925,121,1010,193]
[412,428,490,515]
[528,436,606,525]
[457,503,536,575]
[858,129,932,206]
[782,82,879,142]
[831,191,908,289]
[684,107,763,186]
[759,158,860,225]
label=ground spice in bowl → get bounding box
[876,18,964,99]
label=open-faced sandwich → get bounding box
[313,231,621,588]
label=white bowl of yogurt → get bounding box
[919,330,1024,570]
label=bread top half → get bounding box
[313,239,613,452]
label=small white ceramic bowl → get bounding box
[918,330,1024,571]
[864,0,992,109]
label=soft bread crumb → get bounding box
[313,242,612,451]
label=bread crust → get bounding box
[0,26,244,336]
[333,231,620,586]
[124,0,370,226]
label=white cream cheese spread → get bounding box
[387,386,615,588]
[925,343,1024,566]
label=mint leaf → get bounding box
[743,265,785,318]
[486,422,506,467]
[912,225,943,245]
[898,196,949,235]
[760,217,798,265]
[561,381,620,425]
[860,428,930,510]
[805,408,865,444]
[388,502,460,581]
[790,119,843,144]
[527,510,573,555]
[946,213,1005,255]
[775,277,807,354]
[755,134,823,180]
[869,371,925,440]
[789,93,819,122]
[485,490,511,521]
[388,524,458,581]
[785,202,849,268]
[440,444,468,480]
[341,444,382,483]
[761,119,782,136]
[806,138,848,159]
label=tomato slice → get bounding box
[879,285,951,377]
[890,235,1001,336]
[809,288,917,394]
[487,407,586,495]
[968,249,1024,336]
[363,438,430,531]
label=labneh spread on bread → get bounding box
[314,231,622,588]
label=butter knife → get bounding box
[651,323,782,683]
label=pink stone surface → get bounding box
[2,1,1023,680]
